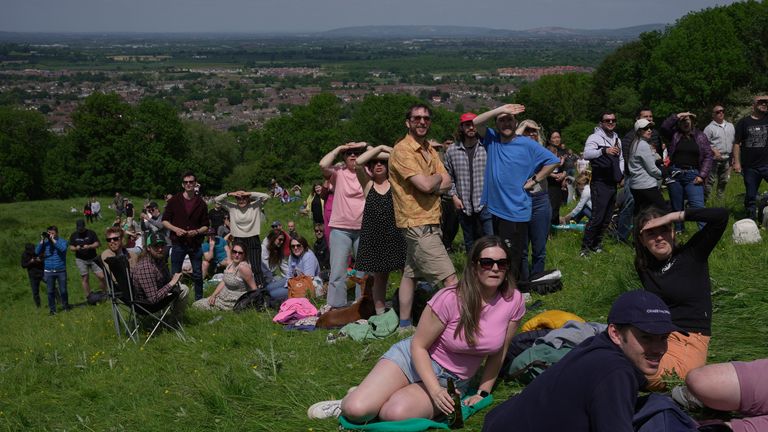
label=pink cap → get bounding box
[272,298,318,323]
[459,112,477,123]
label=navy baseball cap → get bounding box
[608,291,687,336]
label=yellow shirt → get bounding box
[389,134,447,228]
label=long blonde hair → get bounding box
[453,236,516,346]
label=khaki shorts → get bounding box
[402,225,455,284]
[75,258,104,277]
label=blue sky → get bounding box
[0,0,740,33]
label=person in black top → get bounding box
[312,223,330,280]
[207,201,228,234]
[633,206,728,390]
[733,95,768,221]
[69,219,106,299]
[660,112,714,232]
[21,243,45,307]
[310,184,325,226]
[483,290,682,432]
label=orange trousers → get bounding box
[646,331,710,391]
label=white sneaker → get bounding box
[671,385,704,410]
[307,399,342,419]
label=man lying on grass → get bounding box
[483,290,681,432]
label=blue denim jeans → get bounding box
[327,228,362,308]
[521,192,551,281]
[668,168,706,231]
[44,270,69,313]
[743,165,768,220]
[265,277,288,302]
[170,244,204,300]
[458,207,494,253]
[572,207,592,223]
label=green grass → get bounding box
[1,181,767,431]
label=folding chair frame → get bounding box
[102,256,186,346]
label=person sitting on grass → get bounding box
[262,230,290,301]
[131,233,188,324]
[307,235,525,422]
[633,205,728,390]
[482,290,682,432]
[287,235,321,280]
[560,174,592,224]
[201,228,231,278]
[193,241,257,311]
[673,359,768,432]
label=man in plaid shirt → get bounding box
[444,112,493,253]
[131,233,188,323]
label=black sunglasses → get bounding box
[477,258,510,271]
[345,150,364,157]
[602,119,617,124]
[106,237,121,243]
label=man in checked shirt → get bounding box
[444,112,494,253]
[131,232,189,324]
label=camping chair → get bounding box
[103,255,185,346]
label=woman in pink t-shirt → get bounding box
[319,142,368,309]
[308,236,525,422]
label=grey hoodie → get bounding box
[627,138,662,190]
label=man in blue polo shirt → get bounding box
[473,104,560,281]
[483,290,683,432]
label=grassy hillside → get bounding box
[0,182,766,431]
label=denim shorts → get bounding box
[381,336,470,393]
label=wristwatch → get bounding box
[477,390,489,398]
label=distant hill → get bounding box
[0,23,666,44]
[319,24,665,40]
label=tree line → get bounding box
[1,0,767,202]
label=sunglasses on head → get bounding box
[477,258,510,271]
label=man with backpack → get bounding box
[483,290,681,432]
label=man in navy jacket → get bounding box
[483,290,683,432]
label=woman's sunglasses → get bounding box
[477,258,510,271]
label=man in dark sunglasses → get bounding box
[580,111,624,257]
[101,226,141,268]
[733,95,768,221]
[162,170,210,300]
[389,103,457,330]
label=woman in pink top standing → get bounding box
[308,236,525,421]
[319,142,368,308]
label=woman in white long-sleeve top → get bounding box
[214,190,270,286]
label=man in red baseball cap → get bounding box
[444,112,494,253]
